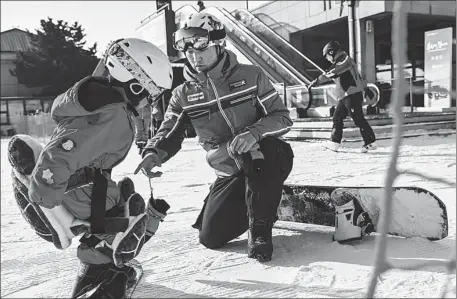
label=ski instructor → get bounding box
[135,11,295,262]
[8,38,173,298]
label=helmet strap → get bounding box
[109,77,147,109]
[216,45,223,58]
[123,80,149,107]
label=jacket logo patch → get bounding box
[60,139,75,151]
[229,79,246,89]
[187,92,204,102]
[42,169,55,185]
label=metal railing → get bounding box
[136,3,171,30]
[232,8,324,81]
[0,96,56,138]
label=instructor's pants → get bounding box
[192,137,294,249]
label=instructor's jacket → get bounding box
[28,76,135,208]
[143,50,293,177]
[315,50,366,100]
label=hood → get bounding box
[183,49,239,84]
[51,76,126,123]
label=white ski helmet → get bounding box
[104,38,173,101]
[184,12,226,48]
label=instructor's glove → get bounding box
[229,131,257,155]
[134,152,162,178]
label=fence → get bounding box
[366,2,456,297]
[0,96,56,141]
[273,82,381,110]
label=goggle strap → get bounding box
[209,29,226,41]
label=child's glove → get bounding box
[145,196,170,242]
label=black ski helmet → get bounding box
[323,41,341,57]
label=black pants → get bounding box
[192,137,294,249]
[331,92,376,145]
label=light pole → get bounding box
[246,0,249,11]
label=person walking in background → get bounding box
[309,41,376,153]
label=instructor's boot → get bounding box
[247,218,275,262]
[72,262,136,298]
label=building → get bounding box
[1,28,44,97]
[139,0,456,113]
[250,1,456,95]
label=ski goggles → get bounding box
[172,27,226,52]
[106,40,166,100]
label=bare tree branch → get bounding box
[366,2,408,296]
[366,2,456,298]
[399,169,457,187]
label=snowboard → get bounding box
[278,184,448,241]
[76,259,143,299]
[125,259,143,299]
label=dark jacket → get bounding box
[143,50,293,177]
[28,76,135,208]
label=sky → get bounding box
[1,1,270,56]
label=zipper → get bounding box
[207,76,242,170]
[230,94,252,105]
[252,93,257,106]
[207,76,235,136]
[226,142,242,170]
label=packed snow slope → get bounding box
[1,135,456,298]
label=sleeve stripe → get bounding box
[256,95,268,115]
[260,92,277,103]
[165,112,184,139]
[261,126,291,137]
[259,88,276,99]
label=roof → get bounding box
[1,28,35,52]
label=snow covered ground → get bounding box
[1,135,456,298]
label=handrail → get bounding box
[233,8,324,73]
[174,5,309,84]
[206,6,308,85]
[252,13,300,34]
[136,3,170,30]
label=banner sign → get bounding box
[424,27,453,108]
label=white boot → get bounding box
[360,141,377,153]
[322,141,341,152]
[333,199,363,243]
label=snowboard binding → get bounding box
[331,188,375,243]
